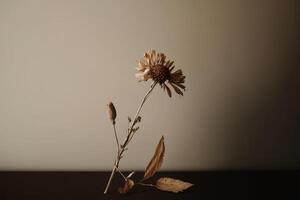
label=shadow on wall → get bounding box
[222,65,300,169]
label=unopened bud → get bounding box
[107,102,117,123]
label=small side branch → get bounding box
[116,168,127,181]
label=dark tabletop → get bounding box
[0,171,299,200]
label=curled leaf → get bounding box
[118,179,134,194]
[143,136,165,181]
[156,177,193,193]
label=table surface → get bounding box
[0,171,299,200]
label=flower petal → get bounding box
[135,73,146,81]
[165,84,172,97]
[173,82,186,90]
[166,61,174,68]
[170,83,183,96]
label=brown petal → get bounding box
[156,177,193,193]
[159,53,166,63]
[144,52,150,58]
[171,73,185,84]
[137,61,146,70]
[166,61,174,68]
[165,60,170,67]
[143,136,165,181]
[169,66,175,72]
[170,83,183,96]
[173,82,186,90]
[165,84,172,97]
[151,50,156,56]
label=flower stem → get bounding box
[116,168,127,181]
[103,81,157,194]
[112,123,120,153]
[137,182,156,187]
[103,165,117,194]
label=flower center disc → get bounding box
[151,65,171,84]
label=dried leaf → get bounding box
[143,136,165,181]
[128,116,131,122]
[156,177,193,193]
[118,179,134,194]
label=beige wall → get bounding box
[0,0,299,170]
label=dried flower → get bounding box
[135,50,186,97]
[107,102,117,123]
[104,51,189,195]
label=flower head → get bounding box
[107,102,117,123]
[135,50,186,97]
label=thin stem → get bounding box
[103,166,117,194]
[116,168,127,181]
[103,81,157,194]
[113,123,120,153]
[137,182,156,187]
[103,123,120,194]
[123,81,157,147]
[132,81,156,128]
[128,131,135,144]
